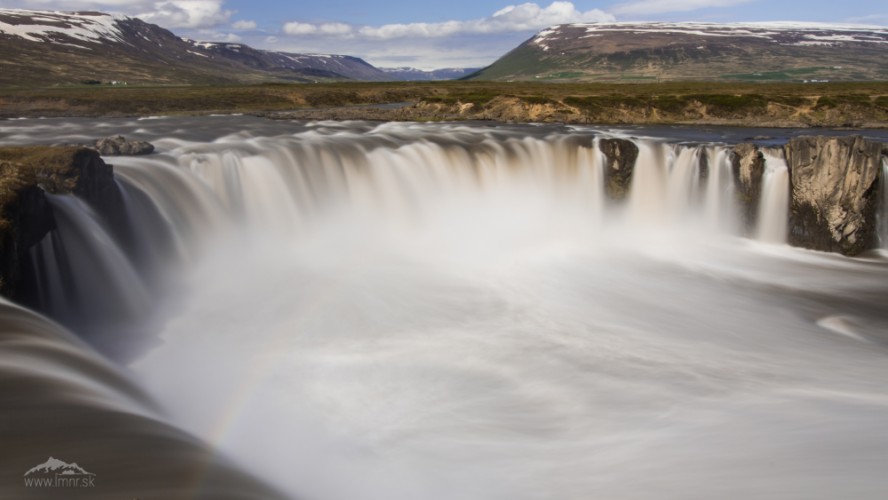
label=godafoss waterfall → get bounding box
[2,116,888,500]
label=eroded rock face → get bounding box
[599,138,639,199]
[784,136,884,255]
[0,148,125,300]
[730,142,766,233]
[94,135,155,156]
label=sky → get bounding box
[3,1,887,69]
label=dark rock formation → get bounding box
[599,138,639,199]
[784,136,884,255]
[0,186,55,300]
[0,147,125,300]
[731,143,766,233]
[94,135,155,156]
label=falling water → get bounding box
[703,146,737,232]
[755,150,791,244]
[0,298,287,499]
[880,158,888,249]
[627,140,668,224]
[665,145,701,220]
[1,118,888,500]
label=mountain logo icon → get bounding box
[24,457,96,488]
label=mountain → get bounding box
[468,22,888,82]
[184,41,388,81]
[379,67,482,81]
[0,9,386,85]
[25,457,94,476]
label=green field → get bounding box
[1,81,887,127]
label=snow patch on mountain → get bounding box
[531,22,888,47]
[0,9,127,45]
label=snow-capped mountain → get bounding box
[0,9,127,45]
[470,22,888,82]
[379,67,482,81]
[184,40,387,81]
[25,457,94,476]
[0,8,387,85]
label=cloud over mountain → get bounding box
[610,0,757,16]
[4,0,231,28]
[282,2,614,40]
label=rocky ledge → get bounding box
[0,146,125,298]
[731,136,887,255]
[785,136,885,255]
[54,135,155,156]
[0,136,885,307]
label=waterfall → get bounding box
[755,150,791,244]
[0,298,287,499]
[703,146,737,232]
[880,158,888,249]
[3,118,888,500]
[628,140,668,224]
[34,195,151,329]
[665,145,701,221]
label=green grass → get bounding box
[814,94,874,110]
[2,81,887,125]
[721,67,830,81]
[543,72,585,80]
[689,94,769,113]
[0,146,84,229]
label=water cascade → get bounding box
[702,146,737,232]
[755,149,791,244]
[2,118,888,500]
[880,157,888,248]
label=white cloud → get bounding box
[232,19,257,30]
[138,1,232,29]
[317,22,352,35]
[283,21,353,36]
[4,0,235,29]
[610,0,755,16]
[282,2,614,40]
[195,28,241,42]
[842,14,888,25]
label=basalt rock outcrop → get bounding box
[53,136,156,156]
[784,136,884,255]
[0,147,126,300]
[599,138,639,199]
[93,135,155,156]
[731,143,767,232]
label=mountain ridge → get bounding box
[469,21,888,82]
[0,9,478,85]
[1,8,367,85]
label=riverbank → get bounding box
[1,81,887,128]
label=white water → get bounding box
[756,150,791,244]
[880,158,888,249]
[3,120,888,500]
[703,146,738,232]
[114,124,888,500]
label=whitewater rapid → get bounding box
[2,117,888,500]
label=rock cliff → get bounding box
[785,136,884,255]
[0,147,125,300]
[731,143,767,233]
[599,138,639,199]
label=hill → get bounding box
[468,22,888,82]
[0,9,387,85]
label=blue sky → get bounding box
[5,1,887,68]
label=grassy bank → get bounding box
[1,81,887,127]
